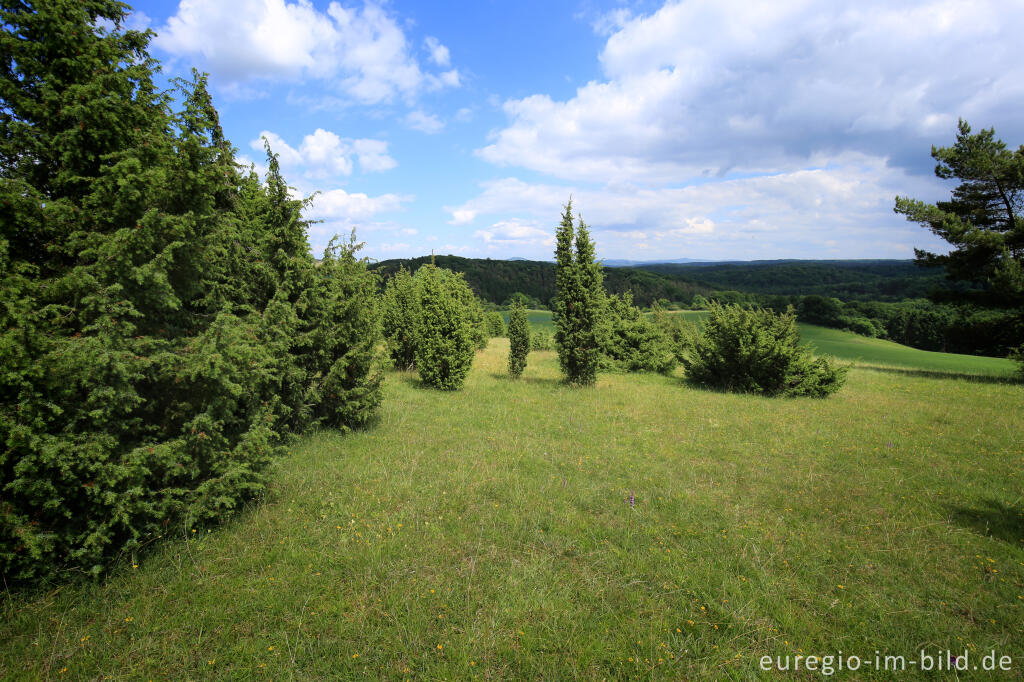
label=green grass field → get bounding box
[2,339,1021,679]
[508,309,1017,378]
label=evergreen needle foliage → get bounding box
[485,311,506,337]
[552,200,607,385]
[507,300,530,378]
[381,267,420,370]
[1011,344,1024,380]
[0,1,383,583]
[895,120,1024,309]
[895,120,1024,354]
[531,328,554,351]
[602,292,677,373]
[413,265,477,390]
[681,303,847,397]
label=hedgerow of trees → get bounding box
[0,1,383,583]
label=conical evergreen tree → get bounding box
[507,299,530,379]
[552,201,607,385]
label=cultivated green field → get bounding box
[2,340,1021,679]
[509,309,1018,378]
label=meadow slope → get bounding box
[1,341,1022,679]
[511,309,1018,378]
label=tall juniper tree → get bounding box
[552,200,607,385]
[0,0,383,582]
[507,299,530,379]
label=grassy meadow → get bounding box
[508,309,1018,378]
[2,337,1023,679]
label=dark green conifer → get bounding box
[507,299,530,378]
[603,293,676,373]
[0,1,383,582]
[414,265,476,390]
[552,201,607,385]
[381,266,420,370]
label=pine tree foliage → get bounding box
[0,1,383,583]
[602,292,676,373]
[895,120,1024,308]
[413,265,477,390]
[681,303,847,397]
[552,200,607,385]
[507,299,530,379]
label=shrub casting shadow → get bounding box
[857,365,1021,385]
[487,372,562,387]
[945,499,1024,545]
[393,373,437,391]
[678,377,821,398]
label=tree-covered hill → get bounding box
[370,256,976,306]
[370,255,713,307]
[634,260,978,301]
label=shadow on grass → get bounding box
[392,373,447,392]
[488,372,565,388]
[946,499,1024,545]
[855,365,1020,384]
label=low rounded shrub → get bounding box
[681,303,847,397]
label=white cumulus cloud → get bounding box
[252,129,396,177]
[156,0,460,104]
[448,154,950,259]
[478,0,1023,182]
[474,220,554,247]
[313,188,410,221]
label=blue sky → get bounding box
[126,0,1023,262]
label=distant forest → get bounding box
[369,256,970,308]
[369,256,1017,357]
[633,260,977,300]
[370,255,713,308]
